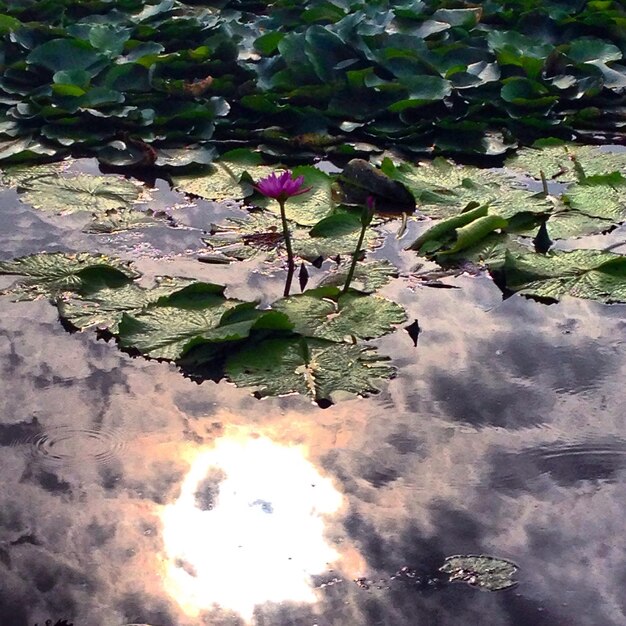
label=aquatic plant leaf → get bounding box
[16,170,142,215]
[117,283,292,360]
[273,290,406,342]
[506,143,626,182]
[440,233,531,270]
[381,158,550,219]
[173,161,274,201]
[27,38,105,75]
[225,338,395,403]
[203,209,380,262]
[407,203,489,253]
[440,555,518,591]
[309,212,362,238]
[58,278,194,332]
[503,249,626,303]
[0,252,139,300]
[85,207,167,233]
[319,260,399,292]
[563,184,626,221]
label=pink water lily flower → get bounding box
[254,170,311,201]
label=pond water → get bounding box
[1,161,626,626]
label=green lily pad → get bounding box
[203,209,380,262]
[503,249,626,303]
[173,161,274,202]
[439,555,518,591]
[506,143,626,182]
[58,277,194,332]
[117,283,292,360]
[319,259,399,292]
[381,158,550,219]
[16,170,143,215]
[86,207,170,233]
[0,252,140,301]
[225,337,395,403]
[273,289,406,342]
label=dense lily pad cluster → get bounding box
[0,252,405,404]
[2,142,626,401]
[1,0,626,165]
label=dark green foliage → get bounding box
[1,0,626,164]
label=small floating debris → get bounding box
[439,554,518,591]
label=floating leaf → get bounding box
[440,555,518,591]
[503,249,626,303]
[309,212,362,238]
[225,337,395,403]
[117,283,292,360]
[319,259,399,292]
[16,170,143,215]
[273,289,406,342]
[506,144,626,182]
[87,207,172,233]
[173,161,274,201]
[203,210,380,262]
[0,252,139,300]
[58,278,194,332]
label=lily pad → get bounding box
[86,207,171,233]
[173,161,274,202]
[203,209,380,262]
[117,283,292,360]
[503,249,626,303]
[0,252,140,300]
[319,259,399,292]
[16,170,143,215]
[506,143,626,182]
[58,278,194,332]
[272,289,407,342]
[225,337,395,404]
[439,555,518,591]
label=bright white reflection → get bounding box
[161,436,343,621]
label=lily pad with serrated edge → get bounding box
[117,282,293,360]
[0,252,140,301]
[273,288,407,342]
[16,171,143,215]
[503,249,626,303]
[225,337,395,404]
[58,277,195,332]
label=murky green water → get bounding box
[1,161,625,626]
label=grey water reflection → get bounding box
[0,161,626,625]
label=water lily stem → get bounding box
[279,199,295,296]
[343,220,368,293]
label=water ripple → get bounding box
[13,425,126,467]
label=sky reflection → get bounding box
[161,434,343,622]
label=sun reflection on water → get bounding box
[161,435,344,621]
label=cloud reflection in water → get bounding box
[161,435,343,621]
